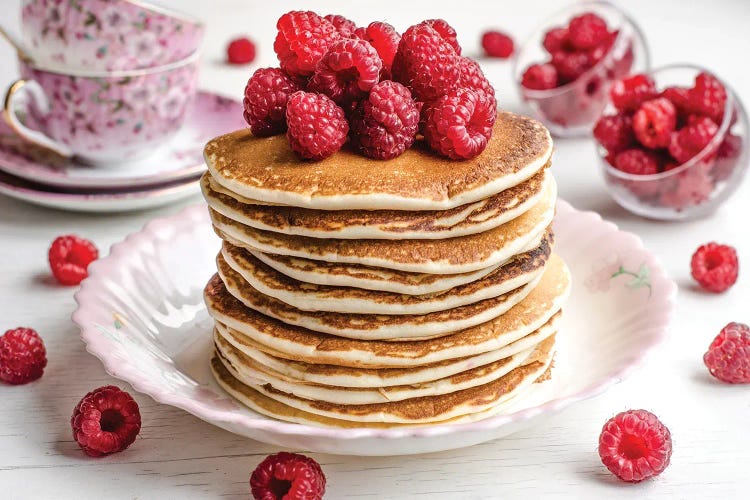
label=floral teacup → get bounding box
[21,0,204,72]
[3,55,200,166]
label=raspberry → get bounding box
[704,322,750,383]
[593,113,634,153]
[598,409,672,483]
[391,23,460,102]
[568,13,609,50]
[613,148,660,175]
[542,27,570,54]
[668,115,719,164]
[422,88,496,160]
[588,30,617,64]
[243,68,301,137]
[250,452,326,500]
[690,242,738,293]
[71,385,141,457]
[226,37,256,65]
[481,30,514,58]
[688,72,727,123]
[632,98,677,149]
[551,50,592,83]
[48,235,98,286]
[521,63,558,90]
[274,11,340,76]
[354,22,400,78]
[308,39,382,105]
[610,74,658,112]
[422,19,461,55]
[323,14,356,38]
[660,86,691,117]
[285,91,348,160]
[0,328,47,385]
[458,57,495,97]
[350,81,419,160]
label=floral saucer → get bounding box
[0,91,244,189]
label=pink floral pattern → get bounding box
[584,252,652,295]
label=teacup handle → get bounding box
[3,79,73,157]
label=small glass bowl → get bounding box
[513,0,649,137]
[601,65,749,221]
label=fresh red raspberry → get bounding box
[587,30,617,64]
[690,242,738,293]
[660,86,691,118]
[632,98,677,149]
[593,113,634,153]
[0,328,47,385]
[308,39,382,105]
[250,452,326,500]
[323,14,356,38]
[285,91,348,160]
[610,74,658,112]
[521,63,558,90]
[350,81,419,160]
[568,13,609,50]
[354,22,401,78]
[551,49,592,83]
[243,68,301,137]
[481,30,514,58]
[391,23,461,102]
[71,385,141,457]
[688,72,727,123]
[598,409,672,483]
[422,19,461,55]
[668,115,719,164]
[226,37,256,65]
[613,148,660,175]
[274,11,340,76]
[422,88,496,160]
[704,322,750,383]
[542,27,570,54]
[48,235,98,286]
[458,57,495,97]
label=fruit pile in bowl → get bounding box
[596,65,748,221]
[513,0,649,137]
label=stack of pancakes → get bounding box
[201,111,571,428]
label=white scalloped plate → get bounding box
[72,201,676,456]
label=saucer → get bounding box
[0,91,245,190]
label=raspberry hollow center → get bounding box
[704,251,724,270]
[270,477,292,498]
[100,408,125,432]
[619,433,649,460]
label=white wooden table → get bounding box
[1,0,749,498]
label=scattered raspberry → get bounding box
[350,80,419,160]
[613,149,660,175]
[243,68,301,137]
[542,27,570,54]
[48,235,98,286]
[593,113,634,153]
[422,88,496,160]
[391,23,461,102]
[71,385,141,457]
[285,91,348,160]
[274,11,340,76]
[324,14,356,38]
[308,39,382,105]
[481,30,514,58]
[423,19,461,55]
[354,22,400,78]
[690,242,738,293]
[598,409,672,483]
[250,452,326,500]
[226,37,256,65]
[704,322,750,383]
[551,50,592,83]
[458,57,495,97]
[568,13,609,50]
[610,74,658,112]
[633,98,677,149]
[668,115,719,164]
[521,63,558,90]
[688,72,727,123]
[0,328,47,385]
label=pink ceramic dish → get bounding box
[72,201,676,456]
[21,0,204,72]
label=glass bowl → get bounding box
[513,0,649,137]
[601,64,749,221]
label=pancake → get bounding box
[204,111,553,211]
[202,168,550,240]
[209,178,556,275]
[214,314,559,388]
[220,230,552,315]
[204,256,571,367]
[215,254,544,340]
[215,335,555,424]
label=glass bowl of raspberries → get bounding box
[596,65,748,221]
[513,1,649,137]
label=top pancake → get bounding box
[204,111,553,211]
